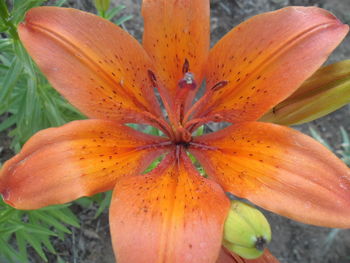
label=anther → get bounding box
[211,80,229,92]
[182,58,190,73]
[147,69,157,87]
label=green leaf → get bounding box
[0,0,10,20]
[31,211,71,234]
[0,57,23,103]
[309,127,332,150]
[47,208,80,228]
[340,126,350,150]
[15,231,29,262]
[20,231,48,262]
[38,204,72,211]
[105,5,125,20]
[41,236,57,254]
[11,0,46,25]
[95,191,112,218]
[0,208,16,224]
[0,225,24,235]
[9,219,58,236]
[114,14,133,25]
[0,38,12,50]
[0,114,16,132]
[0,236,25,262]
[195,125,204,136]
[53,0,67,7]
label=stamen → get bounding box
[174,59,198,124]
[189,142,217,151]
[147,69,157,87]
[211,80,229,91]
[182,58,190,73]
[182,80,229,125]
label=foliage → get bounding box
[0,0,132,261]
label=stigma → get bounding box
[178,72,197,90]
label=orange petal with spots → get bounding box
[193,7,348,122]
[109,150,230,263]
[190,122,350,228]
[18,7,161,124]
[0,120,168,209]
[142,0,209,107]
[216,248,279,263]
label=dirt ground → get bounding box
[1,0,350,262]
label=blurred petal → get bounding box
[18,7,161,124]
[190,122,350,228]
[193,7,348,122]
[216,248,279,263]
[261,59,350,125]
[110,150,229,263]
[142,0,209,106]
[0,120,168,209]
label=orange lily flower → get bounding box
[1,1,350,262]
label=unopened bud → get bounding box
[260,60,350,126]
[223,200,271,259]
[94,0,110,13]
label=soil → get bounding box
[1,0,350,262]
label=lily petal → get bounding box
[216,248,279,263]
[18,7,161,124]
[109,150,229,263]
[190,122,350,228]
[142,0,209,107]
[260,59,350,125]
[0,120,168,209]
[193,7,348,122]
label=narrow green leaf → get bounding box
[0,208,16,224]
[95,191,112,218]
[114,14,133,25]
[0,225,24,235]
[0,0,10,20]
[11,0,46,24]
[20,231,48,262]
[0,38,12,50]
[0,57,23,103]
[0,236,24,262]
[0,114,16,132]
[9,219,58,236]
[53,0,67,7]
[41,236,57,254]
[48,208,80,228]
[105,5,125,20]
[16,231,29,263]
[309,127,332,150]
[195,125,204,136]
[38,204,71,211]
[340,126,350,149]
[32,211,71,234]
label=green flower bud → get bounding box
[260,60,350,126]
[223,200,271,259]
[94,0,111,13]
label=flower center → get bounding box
[147,59,228,145]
